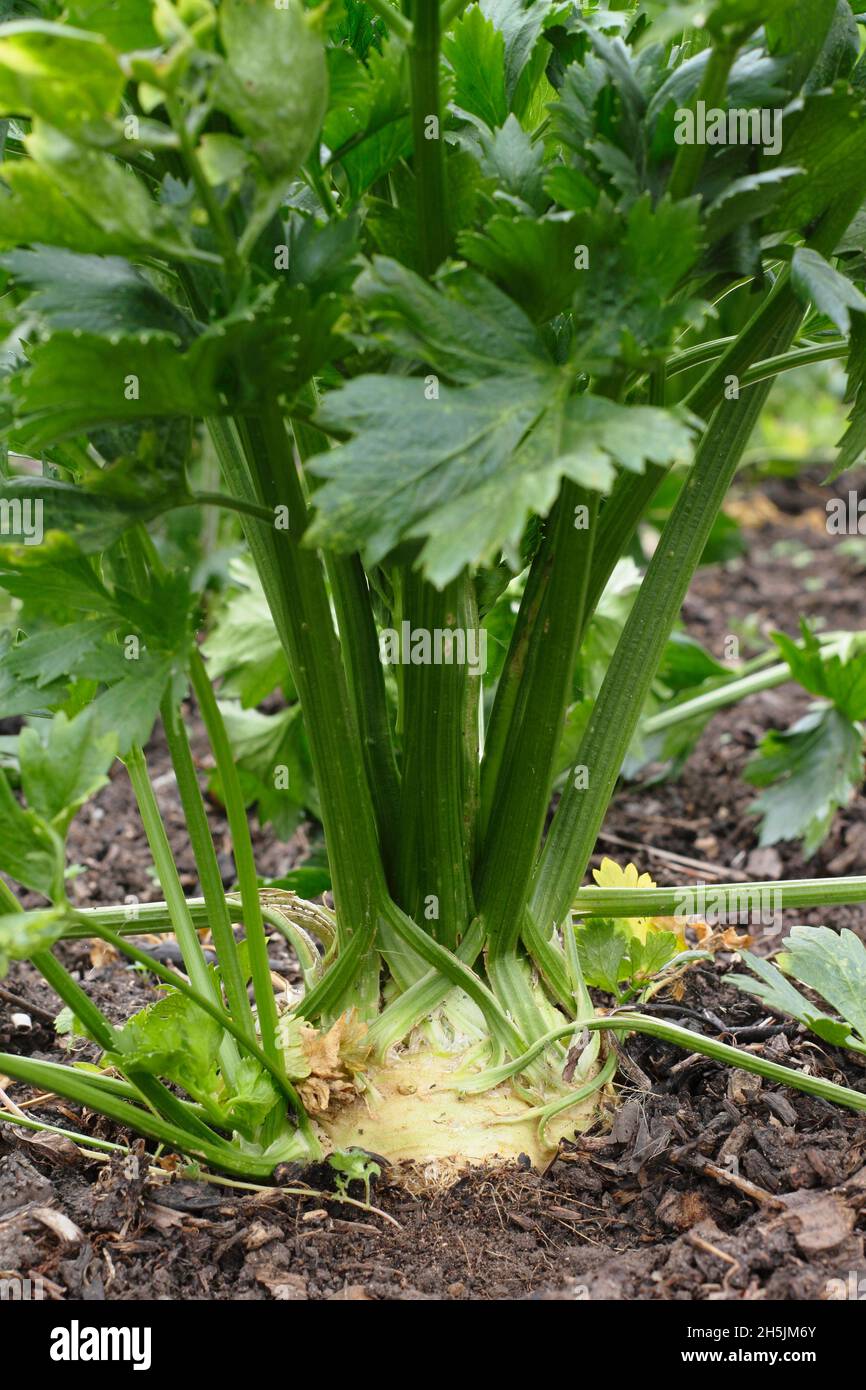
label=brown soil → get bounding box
[2,470,866,1301]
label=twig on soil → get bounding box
[672,1150,786,1210]
[596,830,752,881]
[0,983,56,1023]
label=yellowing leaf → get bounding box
[589,858,688,948]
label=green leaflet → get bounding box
[65,0,160,52]
[778,925,866,1045]
[771,624,866,721]
[309,256,694,583]
[0,478,187,558]
[573,917,681,997]
[728,948,854,1045]
[790,246,866,336]
[0,770,65,899]
[109,989,222,1096]
[355,255,549,382]
[209,700,316,840]
[18,709,117,835]
[211,0,328,181]
[443,6,508,128]
[323,35,411,197]
[309,371,694,585]
[762,87,866,242]
[462,195,705,356]
[19,122,205,264]
[0,20,125,129]
[1,247,196,342]
[0,906,70,978]
[0,707,116,898]
[745,706,864,856]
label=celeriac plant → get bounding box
[2,0,866,1180]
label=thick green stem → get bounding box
[479,535,554,841]
[206,412,389,1016]
[477,484,597,955]
[572,874,866,919]
[292,402,401,885]
[408,0,449,275]
[397,569,478,951]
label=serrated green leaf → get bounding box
[323,36,410,197]
[18,708,117,834]
[475,113,547,212]
[211,0,328,181]
[574,916,629,994]
[745,705,864,855]
[444,5,508,128]
[90,651,176,756]
[109,989,222,1097]
[627,931,680,980]
[779,924,866,1044]
[1,247,196,341]
[0,768,65,899]
[217,1057,280,1138]
[791,246,866,335]
[4,622,115,692]
[355,255,548,382]
[309,351,694,584]
[5,332,219,450]
[772,623,866,720]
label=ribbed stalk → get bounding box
[396,569,478,950]
[477,484,597,955]
[207,412,389,1016]
[292,406,401,885]
[479,534,554,840]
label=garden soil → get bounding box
[2,470,865,1301]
